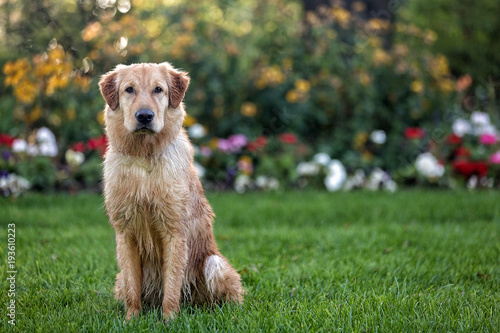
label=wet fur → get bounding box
[99,63,243,320]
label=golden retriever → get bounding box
[98,62,243,320]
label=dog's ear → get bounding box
[167,68,190,109]
[99,71,119,111]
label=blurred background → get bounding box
[0,0,499,196]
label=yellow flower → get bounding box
[353,132,368,150]
[238,155,253,176]
[438,79,454,93]
[359,72,371,86]
[14,80,37,104]
[352,1,366,12]
[240,102,257,117]
[295,79,311,93]
[29,106,42,123]
[67,108,76,121]
[97,111,105,125]
[331,6,351,28]
[183,114,197,127]
[367,18,390,31]
[372,48,390,66]
[424,29,438,44]
[286,90,300,103]
[410,80,424,94]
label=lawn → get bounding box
[1,190,499,332]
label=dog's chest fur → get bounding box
[103,135,194,234]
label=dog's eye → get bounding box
[154,87,163,94]
[125,87,134,93]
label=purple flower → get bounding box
[228,134,248,150]
[217,134,248,154]
[217,139,232,153]
[2,150,12,160]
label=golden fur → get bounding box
[99,62,243,320]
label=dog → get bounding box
[98,62,243,320]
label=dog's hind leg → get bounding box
[204,254,244,304]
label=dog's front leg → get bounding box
[161,232,188,320]
[115,232,142,320]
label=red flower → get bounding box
[278,133,298,144]
[87,135,108,155]
[0,133,15,147]
[455,147,471,157]
[447,134,462,145]
[452,160,488,178]
[247,136,268,152]
[71,141,86,153]
[404,127,425,140]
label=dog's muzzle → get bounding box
[134,109,155,134]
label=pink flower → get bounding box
[479,133,498,145]
[490,151,500,164]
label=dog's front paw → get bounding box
[125,307,141,321]
[162,302,179,322]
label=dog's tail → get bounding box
[204,254,243,304]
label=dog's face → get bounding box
[99,63,190,136]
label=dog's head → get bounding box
[99,62,190,138]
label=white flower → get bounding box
[383,179,397,192]
[370,130,386,144]
[415,153,444,178]
[324,160,346,191]
[234,174,252,193]
[267,177,279,190]
[255,175,279,191]
[36,127,58,157]
[471,111,490,127]
[470,111,497,135]
[188,124,207,139]
[194,162,205,178]
[65,149,85,167]
[313,153,331,166]
[467,175,478,190]
[296,162,320,176]
[343,169,365,191]
[366,168,387,190]
[452,119,471,137]
[27,144,39,156]
[0,174,30,197]
[12,139,27,153]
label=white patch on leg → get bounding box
[204,255,226,295]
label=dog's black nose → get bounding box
[135,109,155,125]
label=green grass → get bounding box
[1,190,499,332]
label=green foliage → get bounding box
[17,156,57,191]
[1,191,499,331]
[402,0,500,81]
